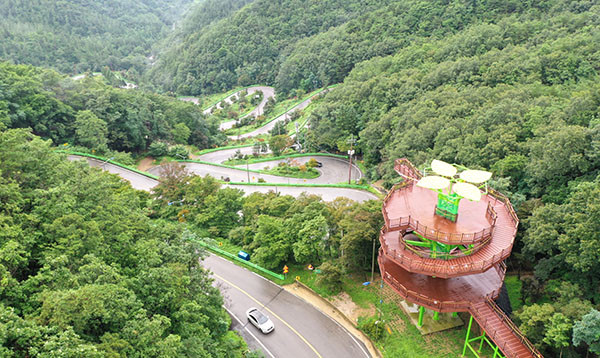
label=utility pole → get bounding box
[295,122,300,150]
[246,158,250,183]
[371,238,376,283]
[347,134,356,184]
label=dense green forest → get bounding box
[147,0,390,94]
[0,0,193,76]
[149,0,554,96]
[300,1,600,356]
[151,163,382,276]
[2,0,600,356]
[0,62,223,158]
[0,129,253,357]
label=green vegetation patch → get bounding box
[224,86,332,135]
[56,150,159,180]
[223,152,348,166]
[505,275,524,311]
[263,164,320,179]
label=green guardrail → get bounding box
[225,85,336,136]
[227,181,382,197]
[195,143,255,156]
[227,181,368,189]
[176,159,266,174]
[200,84,266,111]
[56,150,159,180]
[193,239,284,280]
[225,152,348,165]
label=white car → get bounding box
[246,307,275,334]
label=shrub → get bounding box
[148,141,168,157]
[168,144,189,159]
[357,316,385,341]
[315,261,343,293]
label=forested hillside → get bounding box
[149,0,552,96]
[147,0,389,94]
[307,1,600,200]
[0,0,192,75]
[0,62,223,157]
[0,129,251,357]
[300,2,600,356]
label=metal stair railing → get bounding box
[484,298,544,358]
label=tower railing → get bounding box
[380,228,509,277]
[468,298,543,358]
[379,253,504,312]
[383,213,495,245]
[402,234,493,260]
[394,158,423,181]
[484,298,543,358]
[487,187,519,229]
[383,182,497,246]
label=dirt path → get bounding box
[137,157,155,172]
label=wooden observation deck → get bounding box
[378,158,542,358]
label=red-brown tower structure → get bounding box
[378,158,542,358]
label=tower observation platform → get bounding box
[378,158,542,358]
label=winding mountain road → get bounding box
[205,255,371,358]
[218,86,275,131]
[66,85,379,357]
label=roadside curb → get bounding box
[286,281,383,358]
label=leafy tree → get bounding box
[171,123,191,144]
[292,215,328,263]
[168,144,189,159]
[269,135,292,156]
[148,142,169,158]
[74,110,108,151]
[250,215,291,270]
[0,129,250,355]
[573,309,600,355]
[315,261,344,293]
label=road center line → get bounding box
[213,272,323,358]
[223,305,276,358]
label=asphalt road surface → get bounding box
[219,86,275,131]
[149,156,362,185]
[67,156,377,202]
[203,254,371,358]
[228,95,314,140]
[67,155,158,191]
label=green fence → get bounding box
[193,239,284,280]
[56,150,159,180]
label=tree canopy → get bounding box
[0,128,250,357]
[0,0,193,76]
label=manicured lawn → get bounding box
[200,86,245,110]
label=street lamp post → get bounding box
[101,156,115,169]
[175,153,188,160]
[347,134,356,184]
[246,158,250,182]
[348,149,355,184]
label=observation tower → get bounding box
[378,158,542,358]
